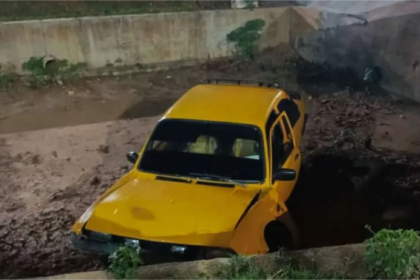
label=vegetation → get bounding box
[226,19,266,60]
[94,228,420,280]
[0,64,16,88]
[365,228,420,279]
[22,56,87,88]
[215,254,346,279]
[0,1,219,22]
[244,0,257,10]
[214,228,420,280]
[108,245,142,280]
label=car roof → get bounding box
[163,84,285,127]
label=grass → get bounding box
[0,1,230,22]
[215,229,420,280]
[214,254,347,280]
[364,228,420,279]
[21,56,87,88]
[108,245,142,280]
[0,65,16,89]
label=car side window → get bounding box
[277,99,300,127]
[271,122,284,178]
[279,115,294,165]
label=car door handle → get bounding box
[295,153,300,160]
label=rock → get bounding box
[67,91,75,96]
[399,114,404,119]
[90,176,101,186]
[382,206,411,221]
[98,145,110,154]
[31,155,41,165]
[57,80,64,86]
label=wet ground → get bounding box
[1,49,420,278]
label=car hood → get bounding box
[85,177,260,247]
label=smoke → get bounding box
[297,0,406,14]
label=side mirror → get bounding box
[126,151,139,164]
[273,168,296,181]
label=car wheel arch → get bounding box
[264,212,300,252]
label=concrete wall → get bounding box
[294,3,420,102]
[0,8,290,73]
[297,0,405,15]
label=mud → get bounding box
[290,150,420,249]
[1,49,420,278]
[290,91,420,249]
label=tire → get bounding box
[264,222,293,252]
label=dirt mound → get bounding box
[1,48,420,278]
[2,90,420,278]
[0,117,158,278]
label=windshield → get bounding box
[139,120,265,182]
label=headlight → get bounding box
[125,238,140,248]
[171,245,187,254]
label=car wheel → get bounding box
[264,222,293,252]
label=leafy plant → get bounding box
[108,245,142,280]
[226,19,265,60]
[364,228,420,279]
[214,253,345,280]
[244,0,257,10]
[0,64,16,88]
[215,255,270,279]
[21,56,87,87]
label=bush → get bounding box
[22,56,87,87]
[216,255,270,279]
[0,64,16,88]
[215,253,346,280]
[108,245,142,280]
[226,19,265,60]
[364,228,420,279]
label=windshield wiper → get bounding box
[188,172,249,188]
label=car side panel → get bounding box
[291,98,306,146]
[229,189,288,254]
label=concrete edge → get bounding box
[25,243,366,279]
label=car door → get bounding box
[270,112,301,202]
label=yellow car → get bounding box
[71,79,307,261]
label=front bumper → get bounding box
[71,232,234,263]
[71,232,205,264]
[71,233,121,255]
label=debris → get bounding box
[31,155,41,165]
[90,176,101,186]
[98,145,110,154]
[67,91,75,96]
